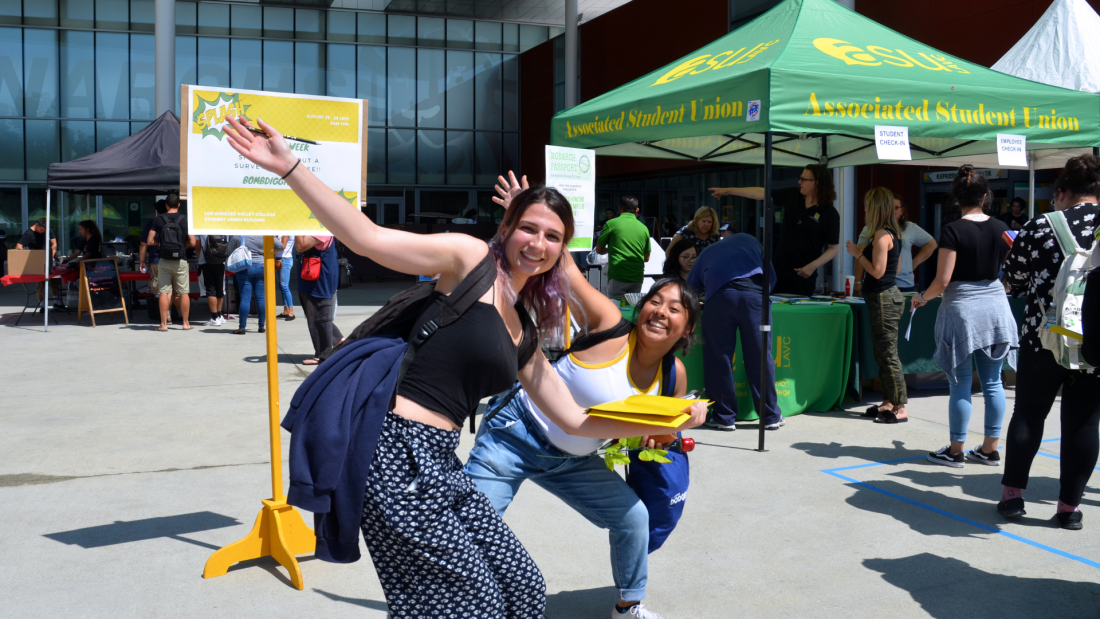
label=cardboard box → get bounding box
[7,249,46,276]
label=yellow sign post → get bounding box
[202,237,315,589]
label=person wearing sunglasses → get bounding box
[710,164,840,296]
[854,194,937,294]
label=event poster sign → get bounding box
[183,85,365,235]
[545,145,596,249]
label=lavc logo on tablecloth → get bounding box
[774,336,791,368]
[193,92,252,140]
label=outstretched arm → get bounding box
[225,116,487,287]
[710,186,765,201]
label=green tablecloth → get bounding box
[848,296,1025,398]
[619,303,853,420]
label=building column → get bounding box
[832,167,856,291]
[155,0,176,116]
[564,0,578,109]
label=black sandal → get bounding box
[875,410,908,424]
[862,405,882,417]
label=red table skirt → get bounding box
[2,268,199,287]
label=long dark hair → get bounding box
[951,164,989,207]
[663,239,695,278]
[631,278,701,356]
[78,219,102,246]
[489,186,576,344]
[804,164,836,206]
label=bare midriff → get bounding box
[393,395,462,431]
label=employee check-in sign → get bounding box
[997,134,1027,167]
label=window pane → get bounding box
[262,40,293,93]
[96,33,129,119]
[445,51,473,130]
[419,190,470,218]
[174,36,196,115]
[447,130,472,185]
[0,187,20,245]
[418,17,444,46]
[129,33,154,120]
[0,118,22,179]
[24,28,57,118]
[519,25,547,52]
[96,120,128,151]
[61,120,94,161]
[503,54,518,131]
[197,2,228,36]
[357,12,385,44]
[230,38,261,90]
[230,4,260,38]
[198,37,229,87]
[25,0,58,26]
[25,119,58,181]
[131,120,148,134]
[475,21,501,51]
[502,132,518,176]
[367,127,384,185]
[475,132,500,186]
[60,30,92,118]
[387,128,414,184]
[327,10,355,42]
[264,7,293,38]
[0,0,18,25]
[95,0,127,30]
[326,43,354,98]
[357,45,385,124]
[295,42,323,95]
[475,53,501,130]
[503,23,518,53]
[418,129,443,185]
[387,46,414,128]
[417,48,443,128]
[295,9,323,41]
[61,0,93,28]
[0,28,22,116]
[447,20,473,49]
[388,15,415,46]
[174,0,194,34]
[129,0,153,32]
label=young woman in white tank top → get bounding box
[466,173,700,619]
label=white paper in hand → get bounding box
[905,305,917,341]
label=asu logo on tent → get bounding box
[192,92,252,140]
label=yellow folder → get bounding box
[586,394,711,423]
[586,410,692,428]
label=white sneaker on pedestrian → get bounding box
[702,419,736,432]
[765,419,786,430]
[214,315,225,326]
[612,603,666,619]
[204,318,219,326]
[927,446,965,468]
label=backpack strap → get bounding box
[1047,211,1085,257]
[661,352,677,397]
[563,319,634,355]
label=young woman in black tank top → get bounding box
[226,120,709,618]
[847,187,908,424]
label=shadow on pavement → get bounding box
[844,479,1007,538]
[44,511,240,549]
[243,353,314,365]
[312,588,388,612]
[865,553,1100,617]
[790,440,926,464]
[545,586,618,618]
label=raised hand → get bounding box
[224,116,298,178]
[492,170,529,210]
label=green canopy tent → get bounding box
[551,0,1100,450]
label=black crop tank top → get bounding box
[861,228,900,294]
[397,295,537,427]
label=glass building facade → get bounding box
[0,0,558,250]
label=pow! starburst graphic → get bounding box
[308,190,358,228]
[192,92,251,140]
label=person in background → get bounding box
[1000,197,1029,231]
[912,165,1016,467]
[227,235,281,335]
[198,234,229,327]
[711,164,840,296]
[68,220,103,262]
[1000,154,1100,530]
[666,207,719,258]
[276,235,296,321]
[139,200,167,298]
[848,188,907,424]
[662,214,679,238]
[854,194,937,294]
[719,223,734,238]
[687,232,783,432]
[15,217,59,308]
[662,238,697,281]
[596,196,651,301]
[148,195,195,331]
[296,234,343,364]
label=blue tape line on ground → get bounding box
[821,456,925,473]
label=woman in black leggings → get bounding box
[1000,154,1100,530]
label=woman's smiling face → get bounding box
[635,282,690,350]
[502,201,566,279]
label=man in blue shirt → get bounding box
[686,233,784,431]
[296,235,344,364]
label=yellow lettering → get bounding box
[836,103,847,118]
[805,92,821,116]
[866,45,913,67]
[921,100,929,121]
[824,102,835,116]
[883,103,893,120]
[813,38,881,66]
[895,50,950,72]
[848,102,860,117]
[704,104,717,121]
[936,101,949,122]
[1070,117,1079,131]
[903,106,913,121]
[652,55,711,86]
[950,104,959,123]
[690,49,740,75]
[861,103,872,119]
[1010,108,1016,126]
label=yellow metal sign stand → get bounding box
[203,236,316,589]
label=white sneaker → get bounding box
[214,315,225,326]
[765,419,786,430]
[613,603,666,619]
[203,317,218,326]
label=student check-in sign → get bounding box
[875,125,911,161]
[997,133,1027,167]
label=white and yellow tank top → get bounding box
[518,331,663,456]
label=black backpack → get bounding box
[205,235,229,263]
[159,214,185,260]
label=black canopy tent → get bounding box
[47,110,181,195]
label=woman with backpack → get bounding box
[912,165,1017,467]
[999,155,1100,530]
[224,115,708,618]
